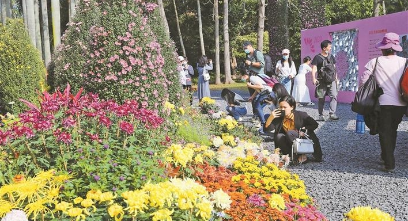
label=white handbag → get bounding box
[203,71,210,81]
[292,134,314,154]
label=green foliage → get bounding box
[325,0,373,25]
[233,31,270,59]
[51,0,182,111]
[0,19,46,114]
[0,87,168,198]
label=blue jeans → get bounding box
[226,106,247,120]
[254,93,269,124]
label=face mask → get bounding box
[183,61,187,65]
[241,79,247,83]
[325,50,330,54]
[283,55,289,60]
[244,49,250,54]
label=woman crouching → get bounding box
[264,95,323,163]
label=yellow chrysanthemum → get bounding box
[0,200,14,217]
[268,194,286,211]
[164,102,175,110]
[195,199,212,220]
[25,198,52,220]
[344,206,395,221]
[55,201,73,212]
[99,191,116,203]
[86,189,102,201]
[122,190,149,216]
[108,204,124,221]
[73,197,84,204]
[67,208,85,220]
[151,208,173,221]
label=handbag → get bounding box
[292,134,314,155]
[351,58,381,115]
[203,69,210,81]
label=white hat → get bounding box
[177,56,185,61]
[282,49,290,54]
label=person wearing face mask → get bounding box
[264,95,323,163]
[311,40,339,121]
[242,41,267,126]
[183,58,195,105]
[275,49,297,95]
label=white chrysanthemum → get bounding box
[1,210,28,221]
[210,189,232,210]
[212,136,224,148]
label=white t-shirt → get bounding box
[362,55,407,106]
[249,75,272,93]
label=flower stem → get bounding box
[25,141,39,168]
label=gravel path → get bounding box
[194,88,408,221]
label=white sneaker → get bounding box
[238,117,243,122]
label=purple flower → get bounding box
[103,144,109,149]
[93,175,100,181]
[247,194,266,207]
[148,151,153,155]
[112,187,117,192]
[119,176,125,181]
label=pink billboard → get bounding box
[301,11,408,103]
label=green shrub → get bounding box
[51,0,183,111]
[0,19,46,114]
[0,86,168,196]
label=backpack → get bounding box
[251,50,278,88]
[317,54,336,84]
[400,59,408,103]
[259,75,279,88]
[264,53,273,74]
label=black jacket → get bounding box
[266,110,322,158]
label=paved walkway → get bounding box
[194,88,408,221]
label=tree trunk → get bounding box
[26,0,36,47]
[69,0,76,20]
[223,0,233,84]
[257,0,266,52]
[382,0,386,15]
[173,0,186,57]
[34,0,43,58]
[197,0,205,55]
[22,0,28,28]
[214,0,221,84]
[51,0,61,48]
[41,0,51,66]
[1,0,6,25]
[373,0,381,16]
[283,0,289,47]
[157,0,170,39]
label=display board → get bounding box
[301,11,408,103]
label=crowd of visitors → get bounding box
[178,32,408,170]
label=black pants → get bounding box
[275,130,323,160]
[378,105,407,169]
[275,130,298,155]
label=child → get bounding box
[292,56,314,106]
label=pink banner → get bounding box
[301,11,408,103]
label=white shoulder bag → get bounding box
[292,133,314,155]
[203,69,210,81]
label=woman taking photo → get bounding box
[265,95,322,163]
[197,55,213,101]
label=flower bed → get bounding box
[0,93,394,221]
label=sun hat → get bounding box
[375,32,402,52]
[282,49,290,54]
[177,56,185,61]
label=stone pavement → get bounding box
[194,88,408,220]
